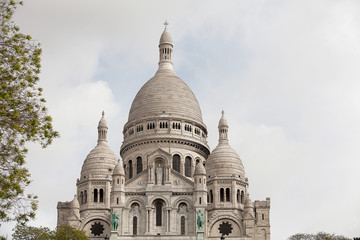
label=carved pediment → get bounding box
[147,147,172,166]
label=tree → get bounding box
[12,224,53,240]
[0,0,58,225]
[288,232,351,240]
[53,225,89,240]
[12,225,89,240]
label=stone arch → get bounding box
[208,215,243,238]
[173,197,193,209]
[259,229,267,240]
[80,216,110,231]
[125,197,145,209]
[148,195,170,208]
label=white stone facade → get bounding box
[57,25,270,240]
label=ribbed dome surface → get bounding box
[80,143,118,177]
[159,29,172,45]
[206,142,245,178]
[194,162,206,175]
[128,70,203,123]
[70,195,80,209]
[113,161,124,175]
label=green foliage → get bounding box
[288,232,351,240]
[12,225,89,240]
[12,224,53,240]
[0,0,59,225]
[53,225,89,240]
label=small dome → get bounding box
[159,28,173,45]
[194,162,206,175]
[80,143,118,178]
[70,195,80,209]
[206,142,245,178]
[113,161,124,176]
[98,111,108,129]
[218,110,228,128]
[245,195,254,208]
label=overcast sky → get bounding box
[2,0,360,239]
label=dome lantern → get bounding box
[98,111,108,144]
[158,21,174,71]
[218,110,229,144]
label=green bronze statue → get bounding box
[111,209,119,231]
[197,209,204,231]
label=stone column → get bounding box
[231,180,236,204]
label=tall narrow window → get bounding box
[173,154,180,173]
[155,201,163,226]
[94,189,98,202]
[210,189,213,203]
[262,214,265,220]
[181,216,185,235]
[133,216,138,235]
[129,160,133,179]
[84,190,87,204]
[199,197,202,204]
[241,190,244,204]
[116,197,119,205]
[237,189,240,203]
[80,191,83,204]
[136,157,142,174]
[220,188,224,202]
[226,188,230,202]
[99,189,104,202]
[185,156,191,177]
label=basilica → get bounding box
[57,24,271,240]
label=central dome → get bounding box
[128,70,203,123]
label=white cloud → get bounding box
[3,0,359,239]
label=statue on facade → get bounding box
[156,163,163,185]
[197,210,204,231]
[110,209,119,231]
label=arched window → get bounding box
[155,201,163,226]
[84,190,87,204]
[199,197,202,204]
[181,216,185,235]
[220,188,224,202]
[173,154,180,173]
[116,197,119,205]
[136,156,142,174]
[241,190,244,204]
[94,188,97,202]
[129,160,133,179]
[210,189,213,203]
[133,216,137,235]
[237,189,240,203]
[207,194,209,203]
[226,188,230,202]
[80,191,83,204]
[185,156,191,177]
[99,189,104,202]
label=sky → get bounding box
[2,0,360,239]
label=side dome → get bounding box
[206,111,245,178]
[194,161,206,175]
[80,112,118,178]
[113,161,125,176]
[128,71,203,123]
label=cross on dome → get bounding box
[164,20,169,29]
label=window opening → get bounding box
[185,156,191,177]
[133,216,138,235]
[226,188,230,202]
[99,189,104,202]
[94,189,98,202]
[155,201,163,226]
[220,188,224,202]
[181,216,185,235]
[129,160,133,179]
[173,154,180,173]
[136,156,143,174]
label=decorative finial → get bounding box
[221,110,224,116]
[164,20,169,30]
[102,111,105,117]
